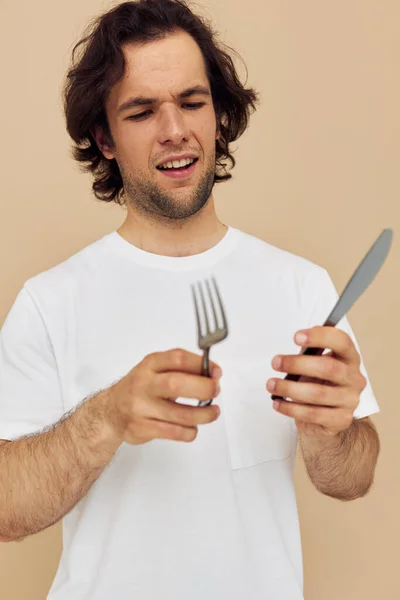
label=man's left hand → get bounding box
[266,326,367,439]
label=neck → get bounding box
[117,199,227,258]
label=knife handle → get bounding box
[271,346,326,401]
[271,320,337,402]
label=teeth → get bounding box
[158,157,195,170]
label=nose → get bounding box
[156,105,190,146]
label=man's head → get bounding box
[63,0,258,210]
[93,31,219,221]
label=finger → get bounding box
[267,377,346,407]
[151,371,221,402]
[272,353,350,386]
[144,348,223,379]
[295,326,360,365]
[145,395,220,426]
[274,400,343,428]
[138,419,199,443]
[273,401,351,431]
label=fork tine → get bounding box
[211,276,228,331]
[205,279,219,330]
[191,284,202,339]
[197,280,210,334]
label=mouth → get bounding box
[156,157,199,179]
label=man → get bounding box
[0,1,380,599]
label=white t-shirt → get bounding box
[0,226,379,599]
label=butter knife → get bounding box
[271,228,393,401]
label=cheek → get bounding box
[117,136,151,169]
[198,128,218,159]
[197,110,218,142]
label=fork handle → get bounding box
[198,348,213,407]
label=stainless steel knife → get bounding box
[271,228,393,401]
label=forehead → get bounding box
[108,31,210,111]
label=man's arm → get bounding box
[0,388,121,543]
[299,416,380,501]
[267,326,382,501]
[0,348,221,543]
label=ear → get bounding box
[91,125,116,160]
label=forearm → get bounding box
[0,388,121,542]
[299,418,380,501]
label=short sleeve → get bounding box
[306,268,380,420]
[0,286,65,440]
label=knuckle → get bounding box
[314,384,328,402]
[358,373,367,390]
[142,351,157,366]
[167,373,181,397]
[343,333,353,351]
[171,348,187,370]
[340,410,353,430]
[325,357,341,379]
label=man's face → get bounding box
[101,30,220,221]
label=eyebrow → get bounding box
[117,85,211,114]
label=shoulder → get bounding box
[21,233,112,313]
[234,227,327,281]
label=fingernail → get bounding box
[212,367,222,379]
[295,331,308,345]
[272,356,282,369]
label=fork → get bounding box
[191,276,229,407]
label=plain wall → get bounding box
[0,1,399,598]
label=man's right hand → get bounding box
[104,349,222,446]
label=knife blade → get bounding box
[271,228,393,401]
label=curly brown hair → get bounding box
[63,0,259,205]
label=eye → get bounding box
[127,102,205,121]
[127,110,152,121]
[183,102,205,110]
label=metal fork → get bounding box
[191,276,229,407]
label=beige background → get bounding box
[0,0,399,598]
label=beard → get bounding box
[118,153,216,222]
